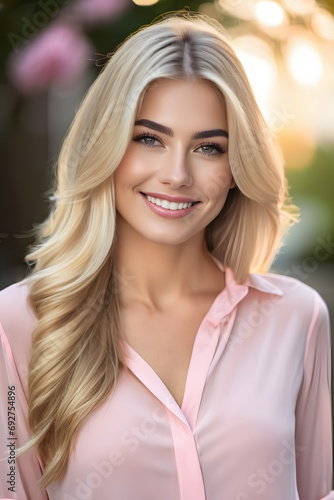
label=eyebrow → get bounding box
[134,119,228,140]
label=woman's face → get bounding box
[114,78,234,246]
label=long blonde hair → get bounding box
[23,12,298,487]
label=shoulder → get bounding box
[0,281,36,395]
[248,271,330,333]
[257,271,327,305]
[0,280,37,346]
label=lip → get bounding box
[140,192,200,219]
[141,191,199,203]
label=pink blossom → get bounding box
[7,22,93,93]
[68,0,130,25]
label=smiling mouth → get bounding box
[142,193,200,211]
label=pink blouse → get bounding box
[0,260,333,500]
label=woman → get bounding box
[0,12,332,500]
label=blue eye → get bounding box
[142,136,157,145]
[195,143,226,156]
[133,133,162,147]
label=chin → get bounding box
[142,232,193,246]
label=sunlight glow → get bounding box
[131,0,159,5]
[255,1,285,27]
[233,36,277,117]
[283,0,315,16]
[312,9,334,41]
[287,39,323,86]
[217,0,257,21]
[277,126,317,169]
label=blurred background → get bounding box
[0,0,333,313]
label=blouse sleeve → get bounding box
[0,323,49,500]
[295,292,333,500]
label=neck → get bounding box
[115,217,224,310]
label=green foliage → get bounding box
[286,146,334,260]
[287,146,334,224]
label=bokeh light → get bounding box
[2,0,334,290]
[277,126,317,169]
[311,8,334,41]
[283,0,316,16]
[131,0,159,5]
[232,35,277,117]
[255,1,286,27]
[217,0,256,21]
[286,37,323,86]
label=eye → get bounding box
[195,143,226,156]
[133,133,162,147]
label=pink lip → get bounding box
[141,191,198,203]
[140,193,200,219]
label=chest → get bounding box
[120,297,216,408]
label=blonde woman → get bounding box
[0,13,332,500]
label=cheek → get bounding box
[200,167,233,202]
[115,149,154,188]
[114,153,138,190]
[115,152,132,178]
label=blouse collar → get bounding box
[206,254,284,327]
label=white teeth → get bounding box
[161,200,170,209]
[145,195,194,210]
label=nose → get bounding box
[156,147,193,189]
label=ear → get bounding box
[229,177,236,189]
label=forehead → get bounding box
[136,79,228,130]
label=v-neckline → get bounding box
[122,308,221,430]
[122,266,249,430]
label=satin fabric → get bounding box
[0,260,332,500]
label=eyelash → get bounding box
[197,142,226,156]
[133,133,226,156]
[133,133,162,147]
